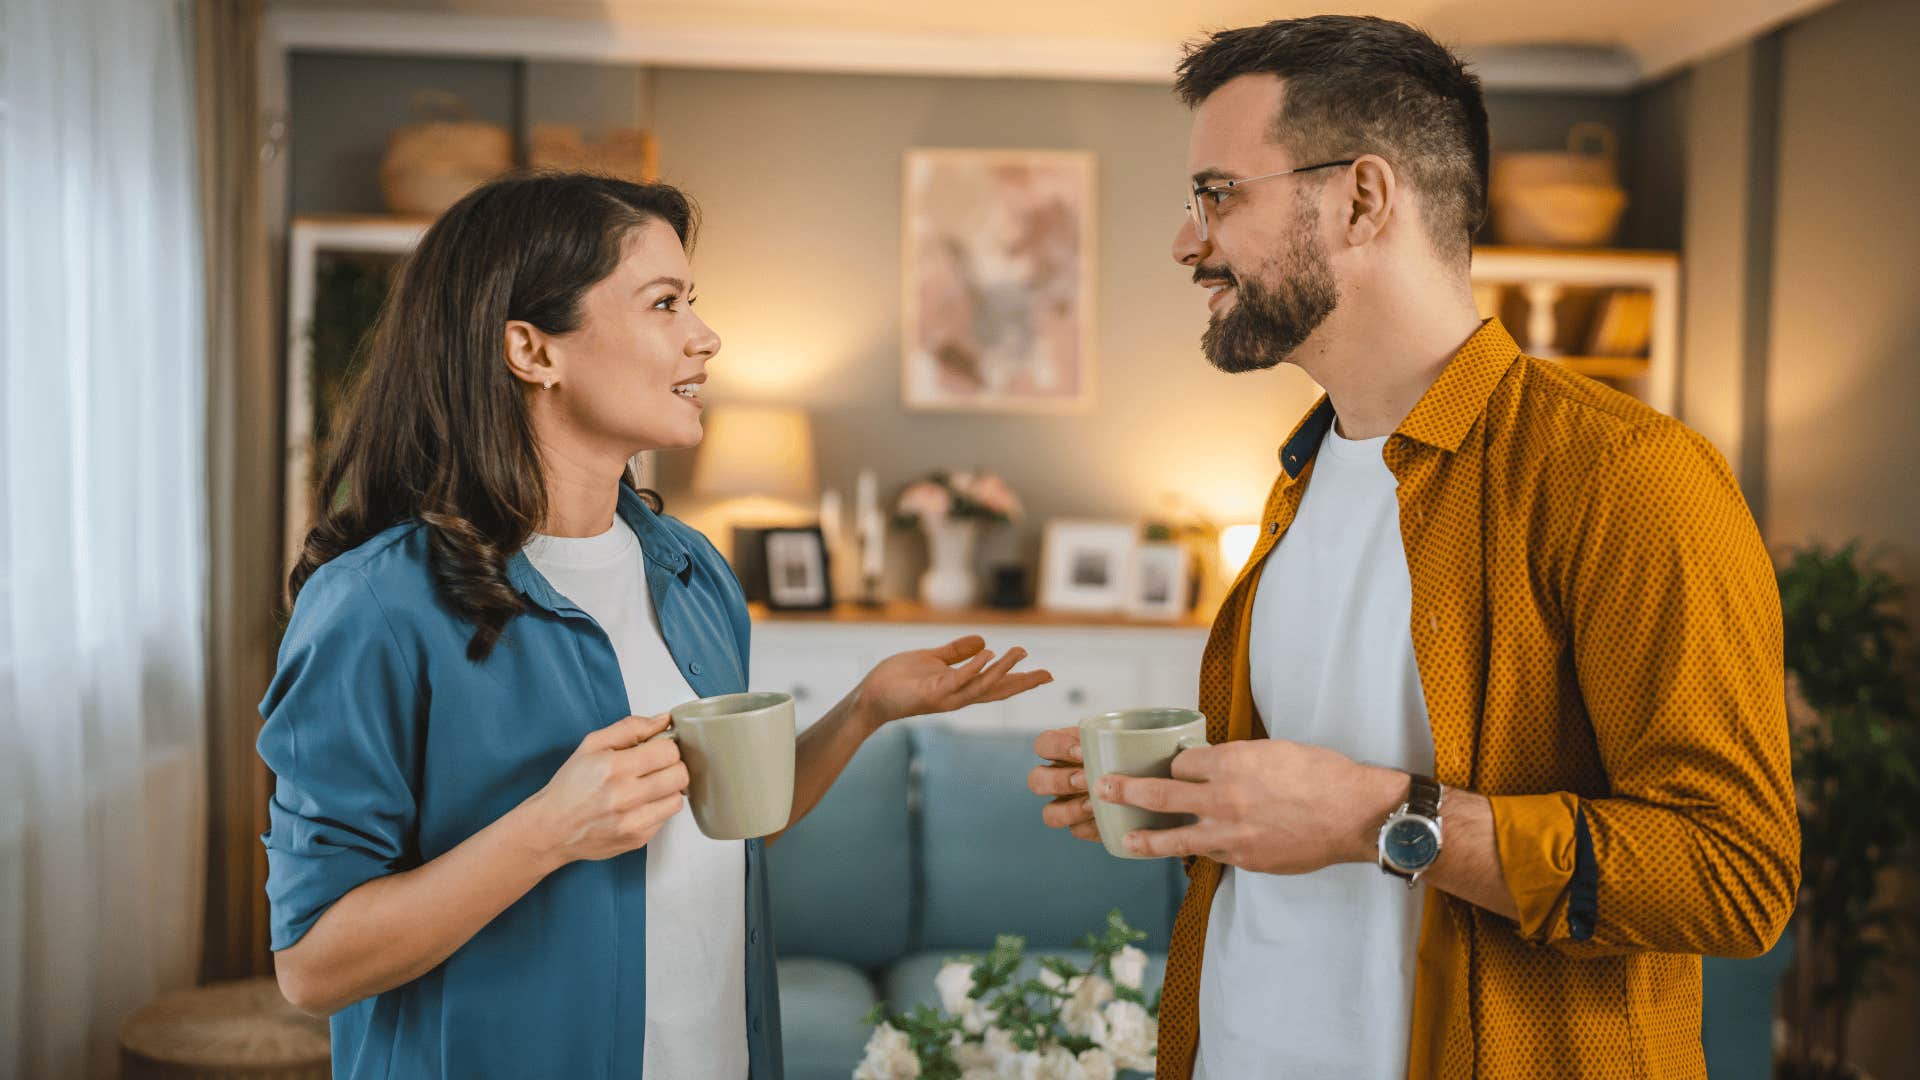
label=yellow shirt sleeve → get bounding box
[1489,420,1799,957]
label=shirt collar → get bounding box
[506,484,692,615]
[1278,396,1337,478]
[1392,317,1521,453]
[1276,317,1521,478]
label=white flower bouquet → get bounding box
[855,910,1159,1080]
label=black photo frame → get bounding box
[761,526,834,611]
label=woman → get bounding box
[260,173,1051,1079]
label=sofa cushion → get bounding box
[1703,935,1794,1080]
[776,956,882,1080]
[913,723,1180,951]
[768,725,914,969]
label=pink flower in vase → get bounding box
[895,480,953,525]
[966,473,1022,521]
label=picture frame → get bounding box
[1038,521,1137,614]
[1125,542,1192,621]
[901,148,1097,414]
[762,526,834,611]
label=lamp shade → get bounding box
[692,405,817,501]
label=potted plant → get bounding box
[1777,544,1920,1079]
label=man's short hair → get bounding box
[1175,15,1489,265]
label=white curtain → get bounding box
[0,0,210,1076]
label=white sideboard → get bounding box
[747,604,1211,733]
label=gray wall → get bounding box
[1665,0,1920,1072]
[1766,7,1920,1067]
[643,68,1318,585]
[286,57,1642,588]
[1766,0,1920,593]
[1624,73,1687,251]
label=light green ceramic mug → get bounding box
[655,691,797,840]
[1080,707,1210,859]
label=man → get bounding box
[1026,16,1798,1079]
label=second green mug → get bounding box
[1080,707,1210,859]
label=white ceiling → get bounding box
[273,0,1839,86]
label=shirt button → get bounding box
[689,661,704,676]
[1268,522,1278,535]
[751,1017,763,1034]
[749,928,760,945]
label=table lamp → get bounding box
[692,404,817,502]
[693,405,818,603]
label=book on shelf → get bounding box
[1584,288,1654,357]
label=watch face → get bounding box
[1384,817,1441,871]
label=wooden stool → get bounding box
[119,976,329,1080]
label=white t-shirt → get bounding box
[524,522,748,1080]
[1195,422,1435,1079]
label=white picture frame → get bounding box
[1038,520,1137,614]
[1125,542,1191,621]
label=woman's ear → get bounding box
[503,319,558,389]
[1342,154,1398,247]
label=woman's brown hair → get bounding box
[289,172,698,660]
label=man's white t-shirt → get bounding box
[524,522,748,1080]
[1195,422,1435,1079]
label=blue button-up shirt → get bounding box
[259,486,783,1078]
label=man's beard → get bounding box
[1199,208,1339,374]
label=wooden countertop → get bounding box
[748,600,1215,631]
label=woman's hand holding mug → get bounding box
[522,712,689,865]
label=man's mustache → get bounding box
[1193,264,1236,287]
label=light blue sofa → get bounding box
[768,723,1179,1080]
[768,722,1793,1079]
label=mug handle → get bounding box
[1176,732,1209,753]
[643,725,678,744]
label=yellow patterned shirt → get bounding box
[1157,318,1799,1079]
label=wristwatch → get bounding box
[1377,774,1444,887]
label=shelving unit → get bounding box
[282,214,658,577]
[1469,246,1681,414]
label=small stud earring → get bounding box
[542,376,555,390]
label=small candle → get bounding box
[856,470,884,580]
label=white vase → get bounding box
[918,517,980,609]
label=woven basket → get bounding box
[1490,122,1628,247]
[119,976,329,1080]
[1492,183,1628,247]
[378,90,512,216]
[528,122,658,183]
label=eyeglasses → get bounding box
[1184,159,1356,242]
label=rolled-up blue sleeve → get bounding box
[258,563,425,950]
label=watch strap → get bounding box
[1408,773,1442,818]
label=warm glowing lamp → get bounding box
[692,405,817,502]
[1218,523,1261,576]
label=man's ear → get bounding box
[1342,154,1398,247]
[503,319,557,389]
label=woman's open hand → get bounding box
[856,635,1053,727]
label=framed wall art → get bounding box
[902,148,1096,413]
